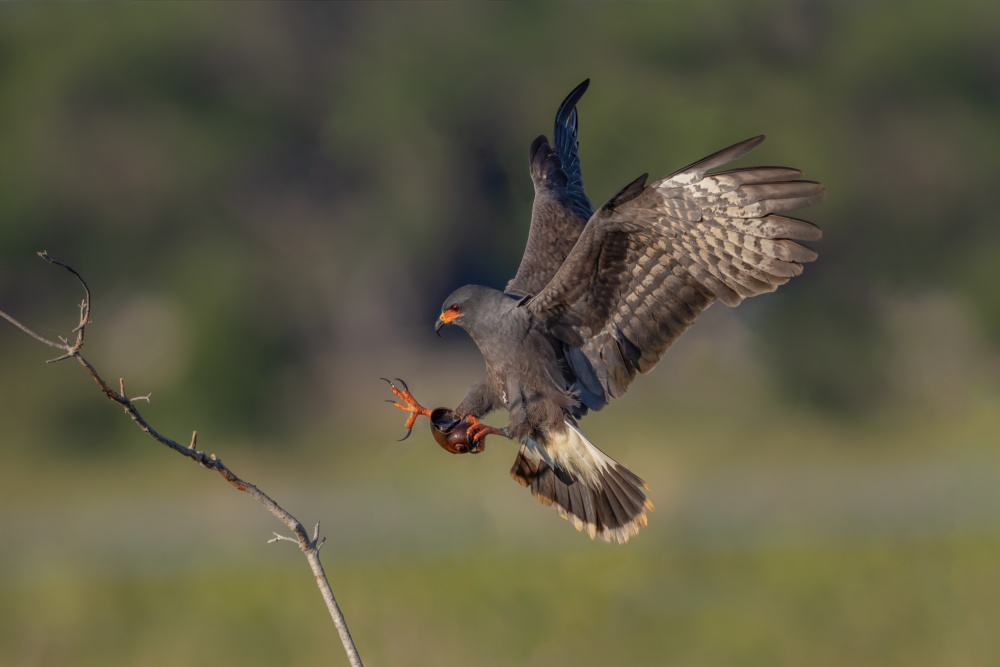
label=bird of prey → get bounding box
[387,79,824,543]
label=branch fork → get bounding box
[0,253,363,667]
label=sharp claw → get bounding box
[384,377,428,440]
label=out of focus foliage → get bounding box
[2,3,1000,667]
[2,2,998,436]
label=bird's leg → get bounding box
[383,378,432,441]
[464,415,506,442]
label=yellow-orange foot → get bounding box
[464,415,504,442]
[383,378,432,441]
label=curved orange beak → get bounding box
[435,308,461,336]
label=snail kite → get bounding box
[388,79,824,543]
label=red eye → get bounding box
[451,304,460,313]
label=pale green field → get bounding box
[3,389,999,667]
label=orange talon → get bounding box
[383,378,432,440]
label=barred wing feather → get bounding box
[525,136,825,403]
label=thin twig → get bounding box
[0,253,364,667]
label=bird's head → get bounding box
[435,284,504,336]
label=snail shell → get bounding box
[429,408,485,454]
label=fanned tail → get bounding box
[510,422,652,543]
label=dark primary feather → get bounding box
[525,135,825,406]
[552,79,593,220]
[506,80,594,299]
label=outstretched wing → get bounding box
[506,79,594,298]
[525,135,824,409]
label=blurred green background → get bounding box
[2,2,1000,666]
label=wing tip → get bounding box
[556,78,591,126]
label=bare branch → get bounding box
[0,254,364,667]
[0,309,66,350]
